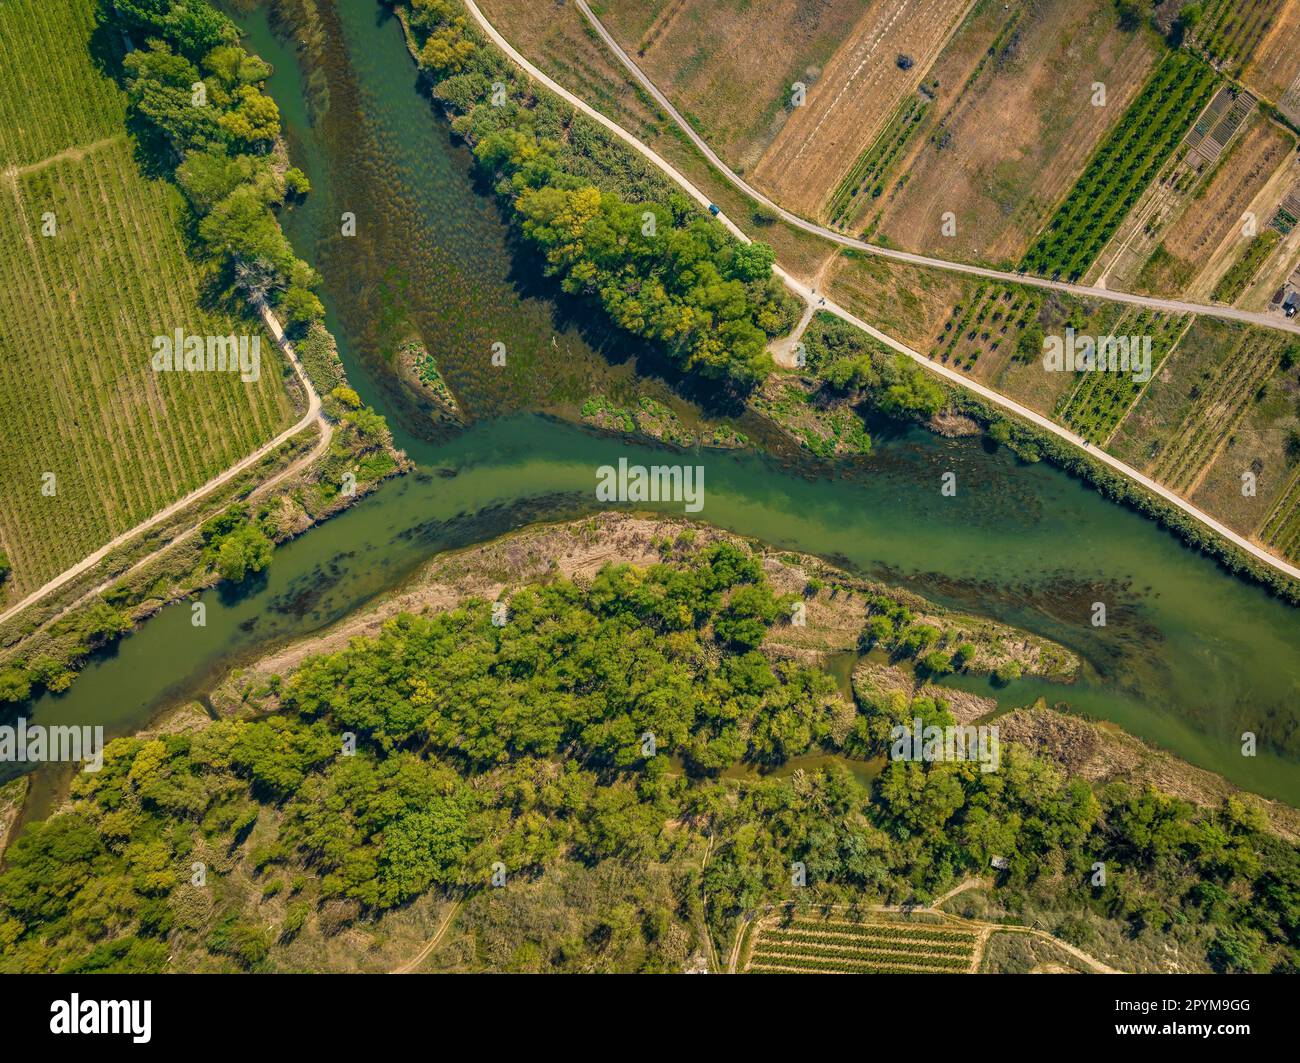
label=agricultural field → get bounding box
[865,0,1160,265]
[1192,0,1290,79]
[0,0,124,168]
[1021,50,1219,281]
[927,282,1132,416]
[823,248,979,351]
[1190,340,1300,543]
[834,0,1011,235]
[0,0,296,597]
[1054,310,1191,445]
[593,0,868,175]
[748,0,974,219]
[1191,0,1300,110]
[744,912,982,973]
[1132,110,1295,300]
[1107,319,1295,501]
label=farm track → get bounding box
[573,1,1300,338]
[476,1,1300,583]
[0,301,328,627]
[390,900,462,974]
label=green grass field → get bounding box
[0,0,296,596]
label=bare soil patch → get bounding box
[872,0,1158,265]
[751,0,974,218]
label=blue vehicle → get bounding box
[708,203,720,216]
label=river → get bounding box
[10,0,1300,809]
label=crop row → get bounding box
[763,929,974,957]
[0,138,291,592]
[1022,53,1218,282]
[936,284,1042,372]
[1194,0,1281,72]
[826,94,929,227]
[1151,333,1284,491]
[783,918,978,946]
[1056,310,1188,444]
[750,947,970,974]
[1212,229,1281,304]
[0,0,126,167]
[1259,470,1300,558]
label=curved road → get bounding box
[574,1,1300,339]
[463,0,1300,583]
[0,301,329,628]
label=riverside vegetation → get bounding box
[0,0,404,705]
[1,525,1297,973]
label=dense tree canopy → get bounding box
[104,0,325,327]
[2,538,1297,973]
[401,0,797,391]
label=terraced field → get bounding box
[745,914,982,974]
[0,0,296,596]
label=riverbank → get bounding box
[209,512,1079,714]
[418,0,1300,606]
[6,511,1298,976]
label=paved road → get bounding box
[575,0,1300,338]
[464,0,1300,583]
[0,301,329,627]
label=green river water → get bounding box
[12,0,1300,809]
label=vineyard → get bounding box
[1212,228,1282,303]
[1259,470,1300,560]
[0,0,296,595]
[1021,52,1218,281]
[0,0,125,168]
[1055,310,1189,445]
[745,914,981,974]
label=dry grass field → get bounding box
[749,0,974,219]
[594,0,869,174]
[823,248,978,350]
[866,0,1159,266]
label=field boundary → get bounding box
[469,1,1300,583]
[0,301,328,627]
[573,1,1300,339]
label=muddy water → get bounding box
[8,0,1300,811]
